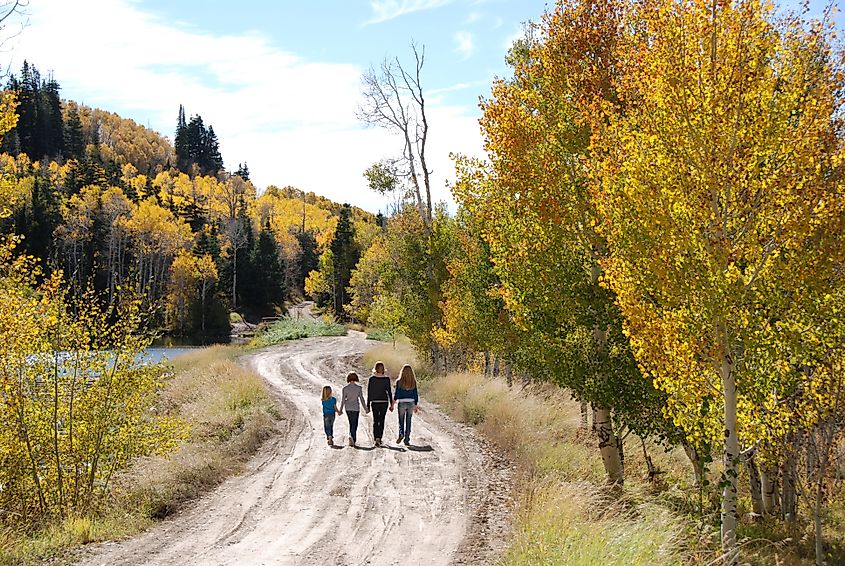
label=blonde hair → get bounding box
[321,385,332,400]
[346,372,359,383]
[398,365,416,390]
[372,361,385,374]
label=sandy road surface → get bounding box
[80,332,510,566]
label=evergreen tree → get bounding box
[174,104,188,169]
[235,162,250,181]
[294,229,318,296]
[41,76,64,157]
[328,204,359,318]
[193,224,222,264]
[244,224,285,311]
[4,63,64,160]
[15,175,61,269]
[175,107,225,176]
[64,107,85,160]
[205,126,224,173]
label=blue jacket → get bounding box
[394,382,419,405]
[322,397,337,414]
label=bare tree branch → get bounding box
[357,42,432,229]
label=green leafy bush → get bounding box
[251,317,346,347]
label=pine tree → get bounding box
[174,104,187,170]
[328,204,359,317]
[244,225,285,311]
[42,76,64,158]
[175,109,225,176]
[294,229,318,295]
[64,107,85,160]
[205,126,223,174]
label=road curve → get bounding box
[80,332,510,566]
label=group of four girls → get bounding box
[320,361,419,448]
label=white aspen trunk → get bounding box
[683,442,706,487]
[720,352,739,566]
[492,354,500,377]
[747,454,764,517]
[761,467,777,515]
[483,351,491,376]
[594,406,624,485]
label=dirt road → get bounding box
[81,332,510,566]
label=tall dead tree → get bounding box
[357,42,432,231]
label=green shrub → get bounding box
[251,317,346,347]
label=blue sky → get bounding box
[9,0,549,212]
[7,0,839,213]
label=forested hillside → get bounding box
[0,62,376,341]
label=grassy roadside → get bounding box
[364,341,692,565]
[0,345,280,565]
[364,341,845,564]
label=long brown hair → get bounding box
[398,365,416,390]
[321,385,332,400]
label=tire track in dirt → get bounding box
[80,332,511,566]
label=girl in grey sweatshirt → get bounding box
[340,372,368,447]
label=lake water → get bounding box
[142,347,198,365]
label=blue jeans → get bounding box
[346,410,360,442]
[323,413,335,437]
[398,403,414,440]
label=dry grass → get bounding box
[428,372,692,565]
[362,338,420,380]
[0,345,280,565]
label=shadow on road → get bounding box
[406,445,434,452]
[353,445,375,451]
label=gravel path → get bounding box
[79,332,511,566]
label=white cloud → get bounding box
[367,0,454,25]
[7,0,484,212]
[453,31,475,60]
[465,11,483,24]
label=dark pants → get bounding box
[371,402,388,440]
[346,410,360,442]
[323,413,335,437]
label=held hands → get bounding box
[414,406,420,414]
[389,402,395,412]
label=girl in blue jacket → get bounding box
[321,385,341,446]
[394,365,419,446]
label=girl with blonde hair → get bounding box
[320,385,341,446]
[394,364,419,446]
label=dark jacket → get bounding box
[394,381,419,405]
[367,375,393,410]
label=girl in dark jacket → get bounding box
[366,361,393,447]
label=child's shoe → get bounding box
[375,438,382,447]
[396,434,404,444]
[327,436,333,446]
[348,436,354,446]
